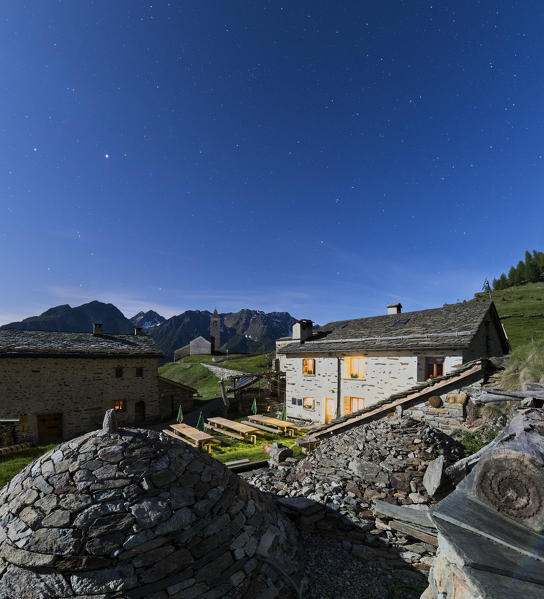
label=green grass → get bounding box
[0,444,56,489]
[211,425,306,463]
[219,352,275,373]
[500,337,544,390]
[473,281,544,348]
[456,427,499,457]
[159,353,275,401]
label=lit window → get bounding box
[343,396,365,415]
[303,397,315,410]
[115,367,123,378]
[302,358,316,375]
[114,400,126,412]
[344,357,365,379]
[19,414,28,432]
[136,367,143,377]
[425,357,444,379]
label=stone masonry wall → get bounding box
[0,356,160,442]
[404,390,469,435]
[285,350,464,424]
[158,380,195,421]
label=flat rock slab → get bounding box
[435,518,544,585]
[432,479,544,561]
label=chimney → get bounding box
[387,303,402,315]
[93,323,104,335]
[134,327,142,336]
[292,319,313,342]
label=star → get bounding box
[105,154,110,159]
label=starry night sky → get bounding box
[1,1,543,324]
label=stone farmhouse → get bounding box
[0,324,196,444]
[277,301,509,425]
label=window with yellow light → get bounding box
[302,358,316,375]
[344,357,365,379]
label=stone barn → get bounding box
[0,326,164,444]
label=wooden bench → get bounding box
[225,459,251,468]
[241,421,278,434]
[205,424,245,441]
[163,428,198,447]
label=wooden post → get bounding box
[219,379,229,412]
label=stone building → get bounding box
[0,416,302,598]
[174,310,222,360]
[0,326,191,444]
[210,307,221,352]
[277,301,509,425]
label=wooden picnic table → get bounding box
[206,417,258,444]
[166,423,218,453]
[247,414,297,436]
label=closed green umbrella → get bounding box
[251,398,258,415]
[196,410,205,431]
[280,405,287,421]
[176,404,183,423]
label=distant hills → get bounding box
[1,301,297,360]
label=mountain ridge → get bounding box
[1,301,297,360]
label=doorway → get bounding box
[325,398,335,424]
[134,401,146,424]
[37,413,63,443]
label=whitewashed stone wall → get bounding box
[0,356,160,442]
[284,350,464,424]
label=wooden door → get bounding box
[37,413,63,443]
[134,401,146,424]
[325,398,335,424]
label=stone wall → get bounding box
[284,350,464,424]
[0,356,160,442]
[158,379,195,420]
[404,392,469,436]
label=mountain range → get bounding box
[0,301,297,361]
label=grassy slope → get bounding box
[473,281,544,348]
[158,353,275,401]
[0,445,55,489]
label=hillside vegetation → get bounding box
[474,280,544,348]
[158,353,274,401]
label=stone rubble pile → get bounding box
[244,417,464,573]
[0,425,302,599]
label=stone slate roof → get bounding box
[278,301,506,354]
[0,329,163,358]
[158,376,197,393]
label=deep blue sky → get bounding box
[1,1,543,325]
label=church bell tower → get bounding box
[210,309,221,354]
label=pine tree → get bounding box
[515,260,527,284]
[507,266,517,286]
[498,273,508,289]
[525,250,539,282]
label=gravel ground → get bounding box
[301,533,428,599]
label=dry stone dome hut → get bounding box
[0,412,301,598]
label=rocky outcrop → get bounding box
[0,425,302,598]
[422,409,544,599]
[245,417,463,572]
